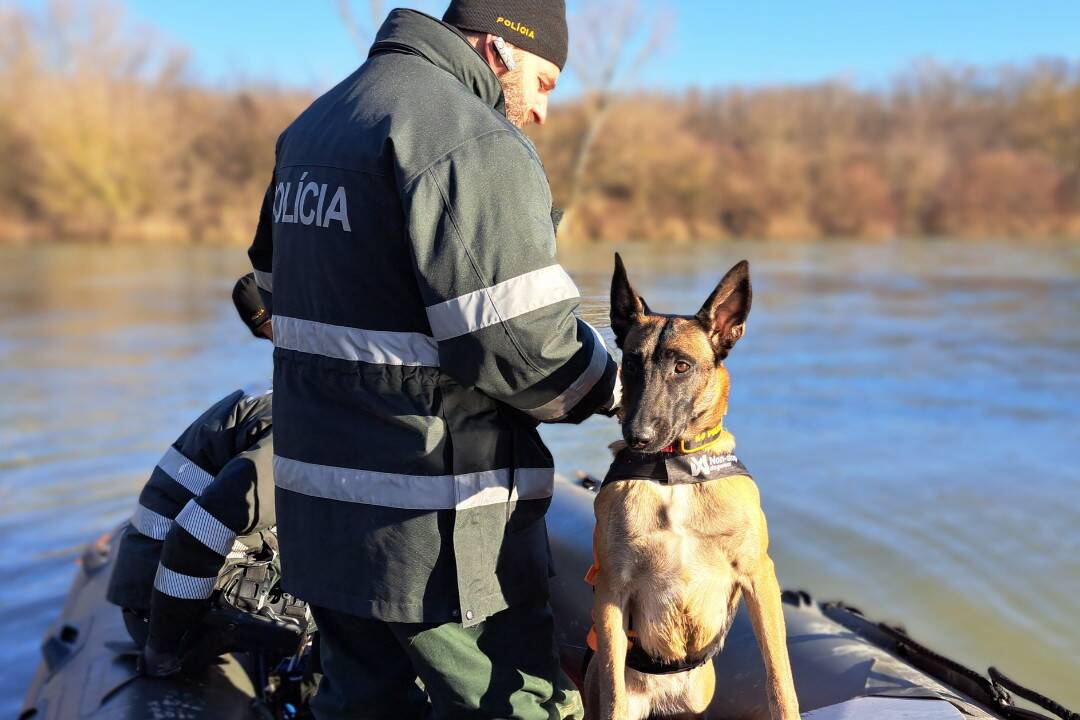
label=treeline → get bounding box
[0,3,308,244]
[534,61,1080,241]
[2,3,1079,243]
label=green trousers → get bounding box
[309,603,583,720]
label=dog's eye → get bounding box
[674,360,692,374]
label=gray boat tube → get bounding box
[19,533,260,720]
[21,476,1076,720]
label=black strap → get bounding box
[625,643,717,675]
[580,639,717,678]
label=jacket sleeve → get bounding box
[147,433,274,653]
[402,129,619,423]
[247,171,276,315]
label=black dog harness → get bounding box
[586,425,753,675]
[602,445,750,488]
[601,423,751,489]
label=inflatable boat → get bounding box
[20,475,1077,720]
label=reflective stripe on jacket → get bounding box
[248,9,619,627]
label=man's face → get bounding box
[499,46,560,128]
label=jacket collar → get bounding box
[369,9,506,116]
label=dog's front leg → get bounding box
[744,555,800,720]
[594,583,630,720]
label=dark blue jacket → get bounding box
[249,10,619,626]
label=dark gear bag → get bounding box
[180,543,314,670]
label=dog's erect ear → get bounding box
[696,260,752,358]
[610,253,649,348]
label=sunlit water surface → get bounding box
[1,240,1077,714]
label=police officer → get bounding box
[248,2,620,717]
[107,274,275,676]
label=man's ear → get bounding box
[696,260,751,359]
[476,33,507,77]
[610,253,648,348]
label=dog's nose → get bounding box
[627,428,656,451]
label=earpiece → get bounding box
[493,36,517,71]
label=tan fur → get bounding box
[585,318,799,720]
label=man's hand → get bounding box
[597,366,623,417]
[140,644,182,678]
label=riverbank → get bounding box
[1,224,1078,247]
[5,2,1080,246]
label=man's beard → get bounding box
[499,67,529,128]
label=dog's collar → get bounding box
[661,422,729,456]
[602,425,750,487]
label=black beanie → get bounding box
[232,274,271,337]
[444,0,568,70]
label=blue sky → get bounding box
[116,0,1080,95]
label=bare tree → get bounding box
[5,0,192,239]
[561,0,671,239]
[335,0,387,54]
[335,1,443,53]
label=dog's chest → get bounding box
[605,480,755,660]
[624,483,748,574]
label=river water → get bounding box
[1,240,1077,714]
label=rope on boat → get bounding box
[822,600,1077,720]
[989,667,1079,720]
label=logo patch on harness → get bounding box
[688,452,740,478]
[603,446,750,487]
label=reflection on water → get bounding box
[1,240,1078,713]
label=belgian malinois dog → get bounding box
[583,255,799,720]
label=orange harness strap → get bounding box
[584,531,636,652]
